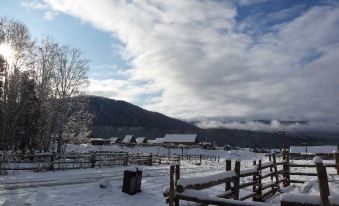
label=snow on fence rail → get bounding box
[164,150,339,206]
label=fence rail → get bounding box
[0,151,219,173]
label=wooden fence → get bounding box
[0,151,218,173]
[164,150,339,206]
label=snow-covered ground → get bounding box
[66,144,260,160]
[0,146,338,206]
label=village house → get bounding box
[163,134,199,145]
[148,137,164,145]
[136,137,147,144]
[122,135,137,144]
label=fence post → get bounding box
[335,151,339,175]
[268,154,274,191]
[175,164,180,206]
[90,152,96,168]
[225,160,232,191]
[49,153,55,170]
[272,154,280,190]
[252,160,257,201]
[218,156,220,162]
[234,160,240,200]
[286,150,290,186]
[315,156,330,206]
[149,153,153,166]
[283,149,290,187]
[256,160,262,202]
[169,165,175,206]
[124,153,129,166]
[199,154,202,164]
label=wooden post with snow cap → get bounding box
[256,159,263,202]
[283,149,290,187]
[233,160,241,200]
[225,159,232,191]
[252,160,257,201]
[272,154,280,190]
[169,164,175,206]
[334,151,339,175]
[314,156,330,206]
[268,154,274,191]
[175,164,180,206]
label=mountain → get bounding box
[85,96,336,148]
[86,96,198,137]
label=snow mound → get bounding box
[99,178,112,189]
[2,198,26,206]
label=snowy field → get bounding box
[0,146,338,206]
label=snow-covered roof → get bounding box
[290,145,337,154]
[122,135,135,143]
[163,134,197,143]
[136,137,147,144]
[148,138,164,144]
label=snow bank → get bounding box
[280,193,321,205]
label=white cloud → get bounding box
[28,0,339,130]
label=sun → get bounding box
[0,43,15,60]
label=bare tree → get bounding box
[0,18,92,153]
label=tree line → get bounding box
[0,17,93,154]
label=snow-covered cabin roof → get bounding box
[122,135,136,143]
[290,145,337,154]
[136,137,147,144]
[163,134,198,143]
[148,138,164,144]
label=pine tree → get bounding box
[16,72,41,154]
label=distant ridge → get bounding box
[84,96,336,147]
[86,95,198,131]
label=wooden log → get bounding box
[289,172,318,176]
[234,160,240,200]
[169,165,175,206]
[239,181,256,189]
[315,157,330,206]
[226,160,232,191]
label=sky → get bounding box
[1,0,339,133]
